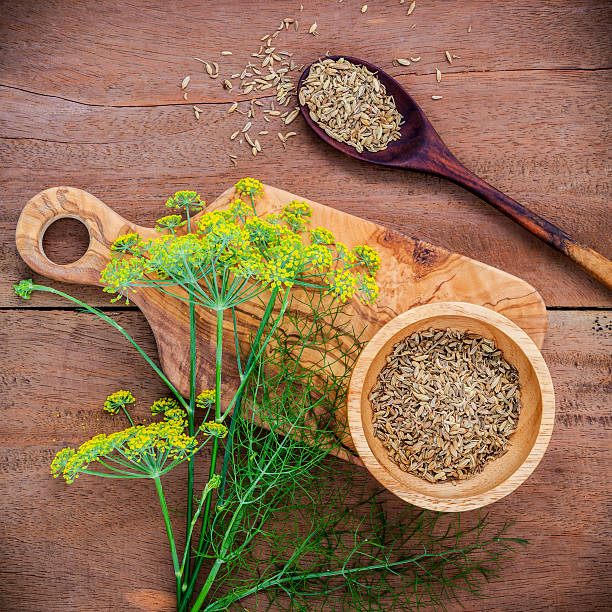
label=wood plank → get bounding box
[0,1,610,106]
[1,67,611,308]
[0,309,610,610]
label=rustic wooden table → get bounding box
[1,1,611,610]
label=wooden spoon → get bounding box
[297,56,612,290]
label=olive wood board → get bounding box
[15,184,547,464]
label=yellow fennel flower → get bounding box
[354,245,381,275]
[196,390,216,411]
[235,177,264,198]
[150,397,181,415]
[104,390,135,415]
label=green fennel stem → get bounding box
[120,405,134,427]
[184,291,197,589]
[154,476,181,606]
[199,545,496,612]
[181,308,223,607]
[191,401,307,612]
[217,286,280,504]
[180,289,282,610]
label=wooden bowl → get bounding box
[348,302,555,512]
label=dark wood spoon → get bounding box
[297,55,612,290]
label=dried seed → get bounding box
[431,95,443,100]
[242,121,252,132]
[193,107,200,119]
[396,58,411,66]
[361,4,368,12]
[221,51,232,56]
[309,22,318,35]
[435,67,441,82]
[370,328,521,483]
[230,130,240,140]
[284,109,299,125]
[223,79,233,90]
[299,57,403,153]
[228,102,238,113]
[445,50,453,64]
[181,76,190,89]
[407,1,416,15]
[410,56,421,62]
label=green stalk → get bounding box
[154,476,181,607]
[184,290,197,587]
[179,290,282,609]
[120,406,135,427]
[190,558,224,612]
[219,288,289,421]
[217,286,279,505]
[24,285,188,410]
[179,308,224,609]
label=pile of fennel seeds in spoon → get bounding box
[370,328,522,483]
[298,57,403,153]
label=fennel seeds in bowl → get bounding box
[370,329,521,483]
[299,57,403,153]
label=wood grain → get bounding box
[14,184,547,460]
[2,68,610,307]
[1,1,610,106]
[348,303,555,512]
[1,309,609,611]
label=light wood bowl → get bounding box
[348,302,555,512]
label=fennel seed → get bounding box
[299,57,403,153]
[370,329,521,482]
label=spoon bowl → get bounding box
[297,55,612,289]
[298,55,432,168]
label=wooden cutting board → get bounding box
[16,185,546,463]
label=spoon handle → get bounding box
[429,155,612,290]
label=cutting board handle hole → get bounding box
[41,216,91,265]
